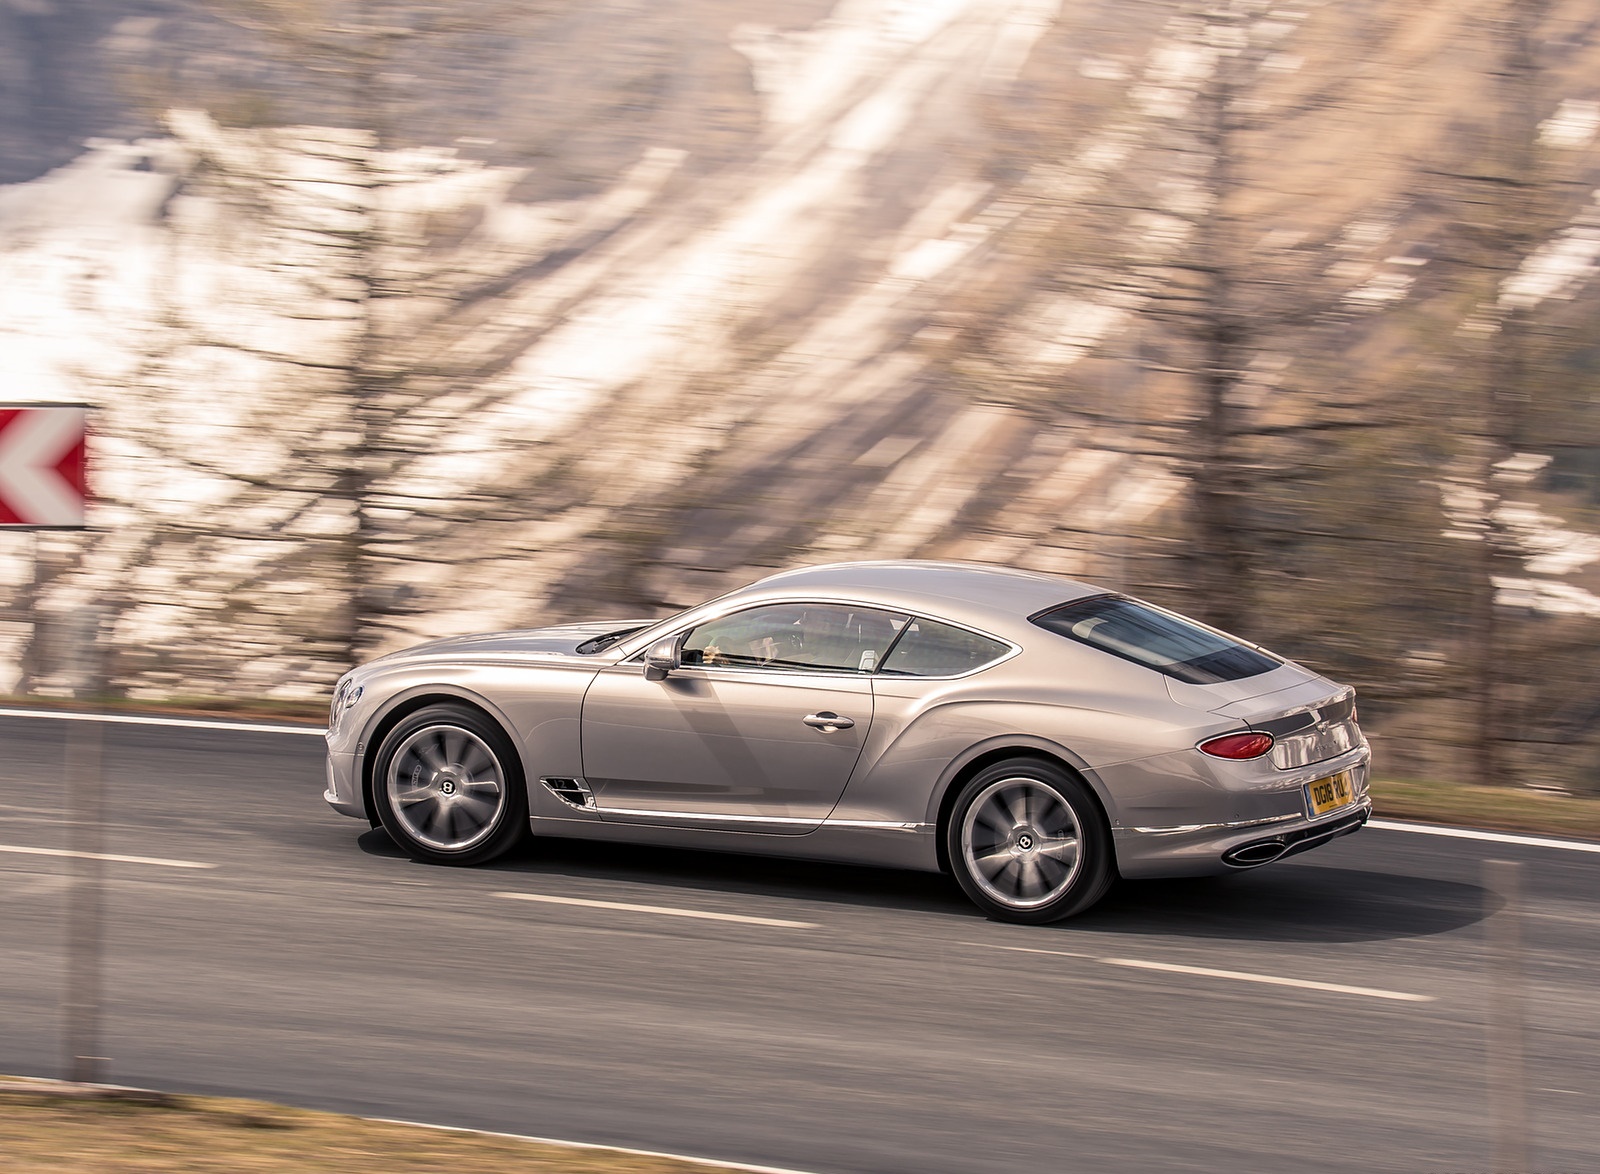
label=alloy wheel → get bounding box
[959,776,1084,910]
[385,724,507,852]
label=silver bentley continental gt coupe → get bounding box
[323,561,1371,923]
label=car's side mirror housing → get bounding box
[643,636,681,681]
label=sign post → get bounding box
[0,404,98,1083]
[1485,859,1528,1172]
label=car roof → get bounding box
[722,560,1104,640]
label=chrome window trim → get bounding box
[615,596,1021,682]
[872,612,1022,682]
[618,661,877,681]
[676,598,909,677]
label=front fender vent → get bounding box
[541,777,596,809]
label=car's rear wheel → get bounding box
[372,704,528,866]
[947,758,1112,923]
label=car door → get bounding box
[580,602,905,833]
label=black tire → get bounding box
[946,757,1113,924]
[371,703,529,866]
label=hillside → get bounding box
[1,0,1598,785]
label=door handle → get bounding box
[803,712,855,731]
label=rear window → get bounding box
[880,617,1011,677]
[1030,596,1278,684]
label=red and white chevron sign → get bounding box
[0,405,88,528]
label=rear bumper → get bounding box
[1111,751,1372,879]
[1219,804,1370,867]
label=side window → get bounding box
[880,617,1010,677]
[681,604,906,673]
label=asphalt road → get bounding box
[2,712,1598,1173]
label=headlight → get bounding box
[328,679,363,734]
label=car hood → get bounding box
[367,620,653,665]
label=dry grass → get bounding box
[1372,777,1600,839]
[0,1083,742,1174]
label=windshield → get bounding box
[1031,596,1279,684]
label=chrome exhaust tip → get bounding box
[1223,838,1290,868]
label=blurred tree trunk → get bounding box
[1175,36,1256,635]
[1455,0,1555,786]
[12,535,61,695]
[1103,5,1377,636]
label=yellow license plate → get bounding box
[1305,770,1355,817]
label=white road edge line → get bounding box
[495,891,817,929]
[1099,957,1434,1002]
[1367,818,1600,855]
[369,1116,824,1174]
[0,707,326,737]
[0,844,217,870]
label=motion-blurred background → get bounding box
[1,0,1598,792]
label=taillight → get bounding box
[1199,732,1274,760]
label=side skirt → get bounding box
[527,814,941,873]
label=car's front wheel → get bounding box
[372,704,528,866]
[947,758,1113,923]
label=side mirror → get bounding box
[643,636,681,681]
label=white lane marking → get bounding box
[0,844,217,870]
[0,708,326,737]
[495,891,816,928]
[971,943,1093,959]
[971,942,1432,1003]
[1099,957,1434,1002]
[368,1116,825,1174]
[1368,818,1600,855]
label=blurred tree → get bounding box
[952,1,1403,633]
[1109,4,1373,637]
[939,0,1600,792]
[1424,0,1600,785]
[51,0,566,692]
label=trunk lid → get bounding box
[1163,661,1325,712]
[1167,665,1362,771]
